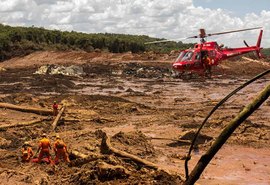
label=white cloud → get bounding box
[0,0,269,47]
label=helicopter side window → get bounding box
[209,50,215,58]
[181,51,193,61]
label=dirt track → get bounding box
[0,51,269,185]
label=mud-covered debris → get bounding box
[0,137,11,147]
[112,131,148,146]
[112,131,156,157]
[179,130,213,144]
[34,65,85,77]
[119,103,139,113]
[0,67,6,72]
[96,161,130,180]
[153,169,183,185]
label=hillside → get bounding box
[0,24,194,62]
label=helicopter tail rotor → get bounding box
[255,30,263,58]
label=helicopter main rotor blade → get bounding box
[206,27,262,37]
[185,27,262,39]
[144,27,262,44]
[144,37,187,44]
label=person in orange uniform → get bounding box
[53,135,70,164]
[52,101,58,116]
[21,141,34,162]
[202,54,212,77]
[37,133,52,163]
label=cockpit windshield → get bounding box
[175,51,185,62]
[181,51,193,61]
[175,51,194,62]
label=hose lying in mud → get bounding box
[184,69,270,183]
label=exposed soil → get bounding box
[0,50,269,185]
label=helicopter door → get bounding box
[194,52,202,68]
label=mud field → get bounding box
[0,51,269,185]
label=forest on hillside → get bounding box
[0,24,269,62]
[0,24,194,61]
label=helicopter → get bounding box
[146,27,263,77]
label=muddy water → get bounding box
[196,146,270,185]
[74,76,270,184]
[75,76,269,111]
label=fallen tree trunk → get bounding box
[100,131,160,170]
[184,84,270,185]
[0,102,52,116]
[52,106,66,130]
[0,118,47,130]
[99,131,191,183]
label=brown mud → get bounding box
[0,51,269,185]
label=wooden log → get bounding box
[52,106,66,131]
[100,131,190,183]
[184,84,270,185]
[101,131,160,170]
[0,118,47,130]
[0,102,53,116]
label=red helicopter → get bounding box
[146,27,263,77]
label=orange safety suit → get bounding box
[203,56,212,76]
[203,56,211,66]
[21,147,34,162]
[37,138,51,163]
[53,139,70,164]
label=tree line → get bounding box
[0,24,193,62]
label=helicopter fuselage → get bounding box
[172,30,263,73]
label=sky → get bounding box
[0,0,269,47]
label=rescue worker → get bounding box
[21,141,34,162]
[202,54,212,77]
[52,101,58,116]
[53,135,70,164]
[36,133,52,163]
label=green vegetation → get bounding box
[0,24,193,62]
[262,48,270,57]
